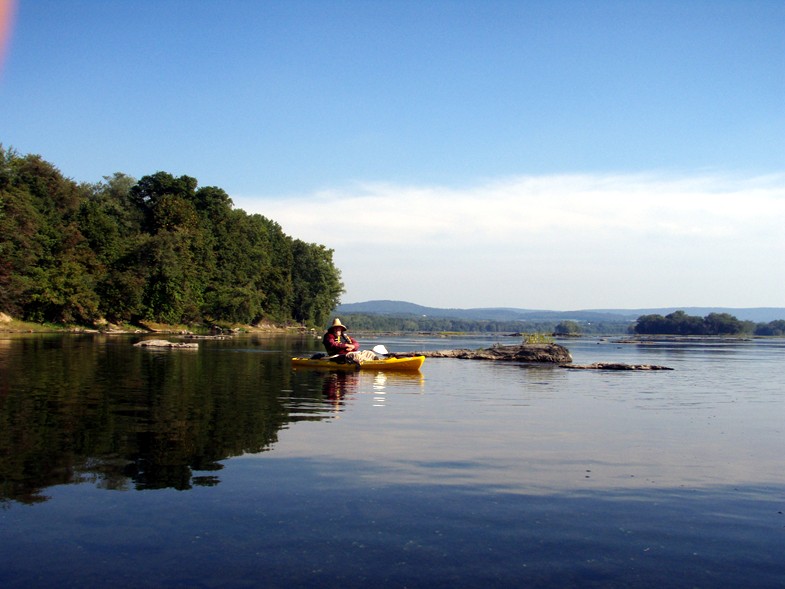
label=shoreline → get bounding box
[0,316,778,342]
[0,315,304,336]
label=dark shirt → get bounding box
[323,330,358,355]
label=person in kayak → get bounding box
[323,318,359,355]
[322,318,378,364]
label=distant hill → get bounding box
[335,300,785,323]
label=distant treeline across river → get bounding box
[339,310,785,336]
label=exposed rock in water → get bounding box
[561,362,674,371]
[406,343,572,364]
[133,339,199,349]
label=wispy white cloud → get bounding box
[234,172,785,309]
[241,172,784,244]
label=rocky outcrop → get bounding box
[561,363,673,371]
[404,343,572,364]
[133,339,199,349]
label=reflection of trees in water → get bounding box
[0,336,333,504]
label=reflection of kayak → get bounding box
[291,355,425,371]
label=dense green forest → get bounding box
[0,147,343,327]
[633,310,785,336]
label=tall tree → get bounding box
[0,148,101,323]
[291,240,344,326]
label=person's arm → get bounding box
[325,332,355,354]
[323,333,339,354]
[339,335,358,352]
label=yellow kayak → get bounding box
[291,355,425,372]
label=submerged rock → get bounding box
[561,362,674,371]
[406,343,572,364]
[133,339,199,349]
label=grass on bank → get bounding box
[521,332,555,344]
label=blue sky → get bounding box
[1,1,784,310]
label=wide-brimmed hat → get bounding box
[330,318,347,331]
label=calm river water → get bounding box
[1,333,783,588]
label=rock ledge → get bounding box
[405,343,572,364]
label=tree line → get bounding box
[338,313,632,335]
[633,310,785,336]
[338,311,785,337]
[0,147,343,327]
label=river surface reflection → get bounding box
[0,333,783,588]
